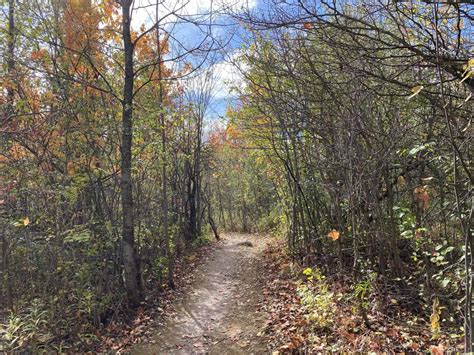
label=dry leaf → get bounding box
[328,229,340,241]
[414,186,429,210]
[279,342,296,350]
[397,175,406,186]
[408,85,424,99]
[430,343,445,355]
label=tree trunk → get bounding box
[194,114,203,237]
[1,0,16,311]
[155,2,174,288]
[6,0,15,115]
[189,178,197,238]
[120,0,142,307]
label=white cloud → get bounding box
[211,57,246,99]
[180,52,246,100]
[131,0,257,30]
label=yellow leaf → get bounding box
[430,297,441,340]
[408,85,424,99]
[460,59,474,84]
[328,229,340,241]
[23,217,30,226]
[462,58,474,74]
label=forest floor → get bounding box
[130,233,271,354]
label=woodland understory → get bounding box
[0,0,472,353]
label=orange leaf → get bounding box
[430,343,445,355]
[328,229,340,241]
[414,186,430,209]
[279,342,296,350]
[31,49,44,61]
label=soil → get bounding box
[131,233,271,355]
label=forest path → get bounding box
[131,233,271,354]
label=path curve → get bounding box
[132,233,270,354]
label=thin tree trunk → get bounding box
[120,0,142,306]
[216,178,226,229]
[155,2,174,288]
[189,178,197,237]
[6,0,15,115]
[1,0,16,311]
[195,114,203,236]
[205,179,219,240]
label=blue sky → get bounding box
[131,0,260,123]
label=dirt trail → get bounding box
[132,233,271,355]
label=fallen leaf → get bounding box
[408,85,424,99]
[430,343,445,355]
[328,229,340,241]
[397,175,406,186]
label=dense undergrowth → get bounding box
[260,240,464,353]
[0,232,215,352]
